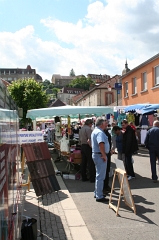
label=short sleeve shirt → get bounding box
[91,127,110,153]
[79,125,92,144]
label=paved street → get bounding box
[23,148,159,240]
[59,149,159,240]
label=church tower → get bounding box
[122,60,130,75]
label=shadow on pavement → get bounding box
[24,197,69,239]
[117,194,158,226]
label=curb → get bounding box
[52,159,93,240]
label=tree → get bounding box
[43,79,50,84]
[68,75,94,90]
[8,78,48,122]
[42,79,51,90]
[52,88,59,98]
[69,68,75,77]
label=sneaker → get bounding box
[96,197,109,202]
[127,176,135,181]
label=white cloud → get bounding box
[0,0,159,80]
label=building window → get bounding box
[142,72,147,90]
[132,77,137,94]
[124,82,128,97]
[105,92,113,105]
[154,65,159,85]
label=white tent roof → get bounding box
[26,106,113,120]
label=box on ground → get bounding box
[63,174,69,179]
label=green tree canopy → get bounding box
[69,68,75,77]
[68,75,94,90]
[43,79,50,84]
[52,88,59,98]
[8,78,48,120]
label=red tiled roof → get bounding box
[1,78,10,87]
[49,99,66,107]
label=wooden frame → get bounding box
[109,168,136,216]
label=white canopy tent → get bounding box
[26,106,114,120]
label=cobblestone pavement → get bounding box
[24,186,73,240]
[37,192,73,240]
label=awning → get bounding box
[0,108,19,120]
[124,104,151,113]
[141,104,159,115]
[26,106,114,120]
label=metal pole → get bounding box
[117,90,118,106]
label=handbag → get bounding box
[21,218,37,240]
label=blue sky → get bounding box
[0,0,90,38]
[0,0,159,80]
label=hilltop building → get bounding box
[0,65,42,83]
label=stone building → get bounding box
[0,65,42,83]
[51,74,75,87]
[72,75,121,106]
[57,87,85,105]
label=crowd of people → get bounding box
[35,116,159,203]
[78,117,159,203]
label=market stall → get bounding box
[26,105,114,119]
[124,103,159,144]
[26,106,113,171]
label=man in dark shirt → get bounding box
[122,119,138,180]
[144,120,159,182]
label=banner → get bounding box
[1,131,44,144]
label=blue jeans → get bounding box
[92,153,107,199]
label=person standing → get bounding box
[79,119,96,182]
[103,121,112,193]
[144,120,159,182]
[112,125,125,163]
[121,119,138,180]
[91,117,110,202]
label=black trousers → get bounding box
[103,152,111,189]
[81,144,96,181]
[125,153,135,177]
[149,148,159,180]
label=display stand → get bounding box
[109,168,136,216]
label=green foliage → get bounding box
[43,79,51,85]
[70,68,75,77]
[52,88,59,98]
[68,75,94,90]
[8,78,48,120]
